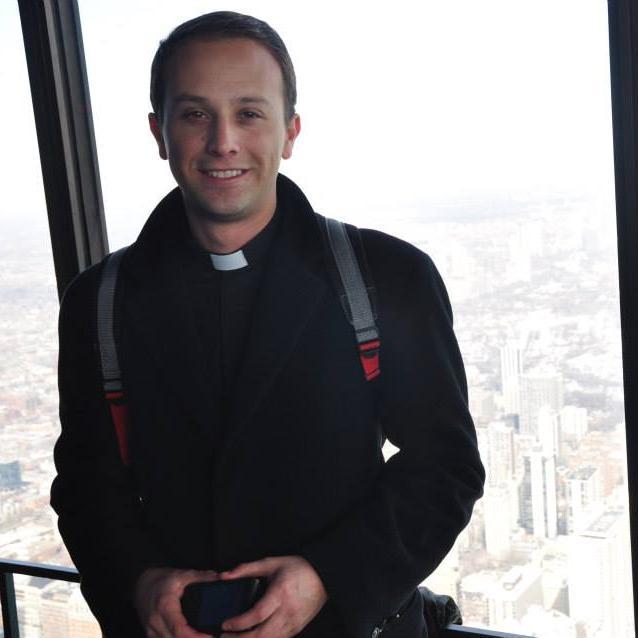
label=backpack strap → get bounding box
[96,246,131,466]
[323,218,381,381]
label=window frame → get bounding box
[17,0,108,300]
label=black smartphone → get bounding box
[181,578,267,635]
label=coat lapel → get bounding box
[229,225,327,434]
[227,175,330,439]
[120,190,222,446]
[122,270,220,444]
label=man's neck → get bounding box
[185,209,275,254]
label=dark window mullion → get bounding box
[17,0,107,299]
[608,0,638,636]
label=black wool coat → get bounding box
[51,174,485,638]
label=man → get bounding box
[52,11,484,638]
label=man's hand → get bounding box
[219,555,327,638]
[134,567,219,638]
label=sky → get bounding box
[1,0,616,248]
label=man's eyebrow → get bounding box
[238,96,272,106]
[171,93,272,107]
[173,93,208,104]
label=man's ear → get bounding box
[148,113,167,160]
[282,114,301,160]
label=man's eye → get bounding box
[184,110,206,120]
[240,111,260,120]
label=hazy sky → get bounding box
[1,1,615,247]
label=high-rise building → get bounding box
[519,606,577,638]
[487,420,516,487]
[39,582,101,638]
[500,344,524,415]
[469,387,497,424]
[484,485,513,559]
[460,572,500,626]
[568,508,634,638]
[67,588,102,638]
[489,566,543,627]
[566,466,602,534]
[15,576,47,638]
[560,405,588,441]
[537,406,560,458]
[519,373,564,437]
[519,446,557,539]
[40,585,70,638]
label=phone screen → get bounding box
[182,578,266,633]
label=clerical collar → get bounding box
[210,250,248,271]
[208,206,280,271]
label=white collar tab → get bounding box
[210,250,249,271]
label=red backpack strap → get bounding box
[97,246,131,465]
[323,218,380,381]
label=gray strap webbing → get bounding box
[97,247,128,393]
[324,218,379,344]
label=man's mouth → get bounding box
[201,169,248,179]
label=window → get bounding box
[0,0,63,569]
[0,2,100,634]
[78,3,632,635]
[10,1,631,636]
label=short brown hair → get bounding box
[150,11,297,122]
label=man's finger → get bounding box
[180,569,220,587]
[220,558,275,580]
[221,589,280,632]
[163,580,215,636]
[175,623,217,638]
[147,613,172,638]
[220,608,287,638]
[165,604,220,638]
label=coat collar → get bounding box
[120,174,328,447]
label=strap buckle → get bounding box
[359,339,381,381]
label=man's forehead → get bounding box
[164,38,283,91]
[167,37,280,75]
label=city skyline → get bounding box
[1,188,630,637]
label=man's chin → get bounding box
[188,196,251,224]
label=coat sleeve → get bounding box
[300,238,485,637]
[51,264,166,630]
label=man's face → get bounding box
[149,37,300,225]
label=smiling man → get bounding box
[51,11,484,638]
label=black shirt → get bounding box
[180,209,281,433]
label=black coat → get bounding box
[52,174,484,638]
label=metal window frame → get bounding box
[17,0,108,300]
[6,0,638,636]
[608,0,638,632]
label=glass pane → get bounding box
[78,2,633,637]
[0,2,72,568]
[14,574,101,638]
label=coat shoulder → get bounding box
[358,227,433,266]
[58,260,108,335]
[357,227,442,295]
[60,259,106,310]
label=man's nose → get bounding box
[205,117,239,156]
